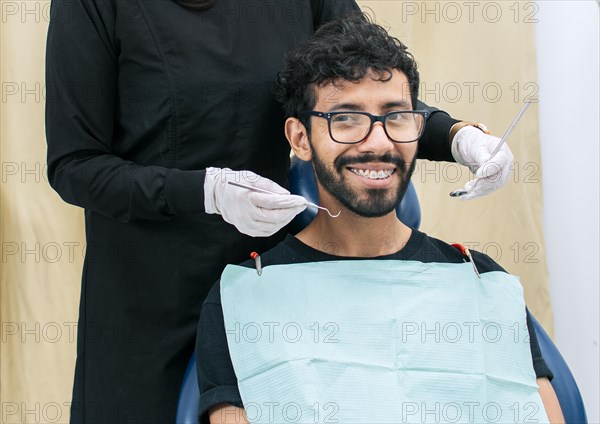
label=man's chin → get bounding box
[349,208,396,218]
[340,193,400,218]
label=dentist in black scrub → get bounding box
[45,0,513,421]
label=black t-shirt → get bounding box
[196,230,554,421]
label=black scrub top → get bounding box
[45,0,459,422]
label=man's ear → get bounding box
[285,117,312,161]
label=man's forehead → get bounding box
[313,70,411,109]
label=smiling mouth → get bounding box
[348,167,396,180]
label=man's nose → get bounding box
[356,122,395,154]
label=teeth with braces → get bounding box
[350,168,394,179]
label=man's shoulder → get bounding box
[413,231,506,274]
[204,236,304,307]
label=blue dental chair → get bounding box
[176,157,587,424]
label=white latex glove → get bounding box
[204,167,308,237]
[451,126,514,200]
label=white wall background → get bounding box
[536,1,600,422]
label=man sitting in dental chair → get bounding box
[195,13,564,424]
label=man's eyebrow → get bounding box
[326,103,362,112]
[382,101,412,109]
[326,100,412,112]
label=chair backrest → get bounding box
[176,158,587,424]
[176,355,199,424]
[529,315,588,424]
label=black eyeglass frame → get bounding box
[300,110,429,144]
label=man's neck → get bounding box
[296,204,412,258]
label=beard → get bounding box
[310,146,417,218]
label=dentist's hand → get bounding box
[451,126,514,200]
[204,167,307,237]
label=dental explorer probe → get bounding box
[227,181,341,218]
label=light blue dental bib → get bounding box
[220,260,548,424]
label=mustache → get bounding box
[334,153,407,172]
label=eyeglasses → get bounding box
[301,110,428,144]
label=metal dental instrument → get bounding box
[450,100,534,198]
[227,181,341,218]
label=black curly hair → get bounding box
[275,13,420,130]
